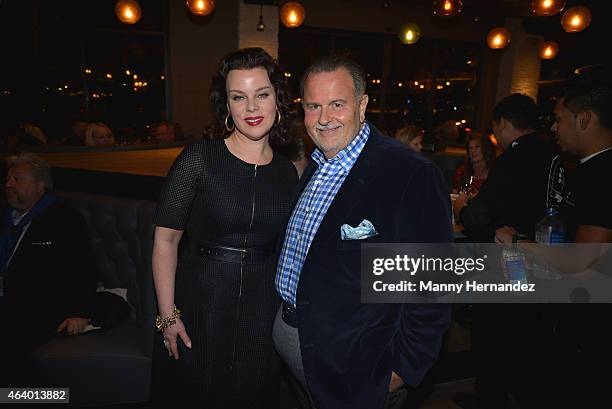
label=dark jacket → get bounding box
[283,124,452,409]
[2,201,96,335]
[460,132,556,241]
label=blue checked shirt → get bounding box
[276,123,370,306]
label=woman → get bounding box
[452,133,496,194]
[151,48,298,408]
[84,122,115,146]
[395,124,424,152]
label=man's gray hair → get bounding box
[6,151,53,190]
[300,55,367,99]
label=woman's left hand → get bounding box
[453,192,468,220]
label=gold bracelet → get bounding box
[155,305,182,332]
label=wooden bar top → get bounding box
[2,146,185,177]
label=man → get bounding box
[452,94,556,409]
[153,122,176,144]
[495,77,612,408]
[273,55,452,409]
[0,152,96,385]
[454,93,556,241]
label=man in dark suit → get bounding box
[0,152,96,386]
[272,55,452,409]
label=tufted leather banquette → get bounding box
[31,190,157,406]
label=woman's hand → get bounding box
[453,192,469,220]
[162,317,192,360]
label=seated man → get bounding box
[0,152,96,386]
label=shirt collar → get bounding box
[311,122,370,172]
[11,209,29,226]
[580,146,612,164]
[509,131,536,149]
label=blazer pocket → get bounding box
[336,239,365,252]
[336,236,383,251]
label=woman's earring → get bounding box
[274,109,281,127]
[225,114,235,132]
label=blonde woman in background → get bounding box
[84,122,115,146]
[395,124,424,152]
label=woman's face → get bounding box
[408,134,423,152]
[468,139,484,162]
[226,67,277,142]
[93,128,113,145]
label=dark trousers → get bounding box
[471,304,542,406]
[518,305,612,409]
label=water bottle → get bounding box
[532,207,565,279]
[502,236,528,285]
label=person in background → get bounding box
[452,133,496,195]
[84,122,115,146]
[66,121,88,145]
[153,122,176,144]
[453,94,555,241]
[495,76,612,409]
[395,124,424,152]
[150,48,298,408]
[23,123,47,146]
[0,152,96,386]
[453,94,556,409]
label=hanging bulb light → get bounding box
[186,0,215,16]
[257,5,266,31]
[539,41,559,59]
[398,23,421,45]
[280,2,306,28]
[531,0,566,17]
[432,0,463,17]
[486,28,511,49]
[115,0,142,25]
[561,6,592,33]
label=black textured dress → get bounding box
[151,139,298,408]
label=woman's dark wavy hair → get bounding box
[209,48,294,150]
[464,132,496,176]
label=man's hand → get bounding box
[57,317,90,335]
[389,371,405,392]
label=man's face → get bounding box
[551,98,580,154]
[155,124,175,143]
[303,68,368,159]
[5,163,45,213]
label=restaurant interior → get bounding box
[0,0,609,408]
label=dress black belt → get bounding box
[188,240,272,264]
[282,301,298,328]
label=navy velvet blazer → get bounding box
[282,124,453,409]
